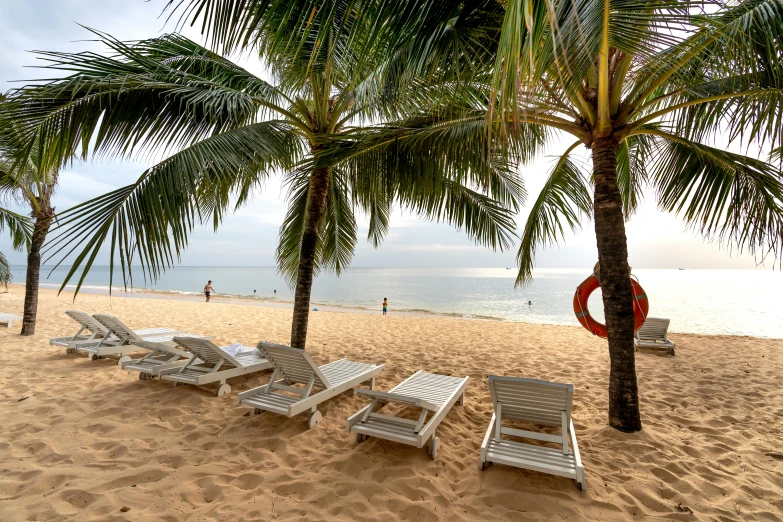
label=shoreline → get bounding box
[24,283,513,322]
[15,282,780,339]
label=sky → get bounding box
[0,0,772,271]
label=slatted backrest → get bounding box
[257,342,330,388]
[174,337,240,368]
[636,318,670,341]
[94,314,141,341]
[489,376,573,427]
[66,310,108,335]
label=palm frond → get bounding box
[626,0,783,148]
[319,168,357,276]
[6,30,282,172]
[44,121,300,295]
[0,206,33,251]
[616,133,652,218]
[275,168,358,286]
[643,129,783,265]
[516,141,592,286]
[276,171,312,287]
[0,251,12,286]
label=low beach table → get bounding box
[347,371,469,459]
[0,313,22,328]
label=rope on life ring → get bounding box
[573,271,649,338]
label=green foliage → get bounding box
[6,6,523,294]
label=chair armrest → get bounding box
[354,388,438,411]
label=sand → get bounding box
[0,285,781,521]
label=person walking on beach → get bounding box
[204,280,215,302]
[382,298,388,316]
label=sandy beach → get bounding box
[0,285,781,521]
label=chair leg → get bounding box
[307,408,322,429]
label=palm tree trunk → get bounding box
[592,136,642,432]
[290,167,331,349]
[21,197,53,336]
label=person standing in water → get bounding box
[382,297,388,315]
[204,280,215,302]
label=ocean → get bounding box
[9,265,783,338]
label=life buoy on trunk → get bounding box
[573,273,649,338]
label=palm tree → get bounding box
[352,0,783,431]
[0,206,32,287]
[6,2,522,348]
[476,0,783,431]
[0,117,58,334]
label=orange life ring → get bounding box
[573,274,649,338]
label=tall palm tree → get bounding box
[0,206,32,287]
[0,119,58,334]
[6,2,522,348]
[340,0,783,431]
[391,0,782,431]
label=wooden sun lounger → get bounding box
[0,313,22,328]
[50,310,110,348]
[346,371,468,459]
[157,337,272,396]
[634,317,676,355]
[478,376,586,491]
[67,314,212,363]
[120,339,201,380]
[238,342,385,429]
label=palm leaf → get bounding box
[644,129,783,264]
[7,31,283,172]
[516,141,592,286]
[44,120,301,295]
[0,206,33,251]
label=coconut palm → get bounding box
[0,117,57,333]
[383,0,783,431]
[5,1,523,348]
[339,0,783,431]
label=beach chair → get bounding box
[68,314,211,363]
[157,337,272,396]
[50,310,110,349]
[634,317,676,355]
[478,376,586,491]
[120,339,201,380]
[238,342,385,429]
[346,371,469,459]
[0,312,22,328]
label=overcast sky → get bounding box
[0,0,770,270]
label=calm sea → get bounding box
[9,265,783,338]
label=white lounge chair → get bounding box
[157,337,272,396]
[478,376,586,491]
[238,342,385,429]
[50,310,110,349]
[120,339,200,379]
[346,371,468,459]
[0,313,22,328]
[68,314,211,363]
[635,317,676,355]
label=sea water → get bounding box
[10,265,783,338]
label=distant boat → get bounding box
[679,268,685,270]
